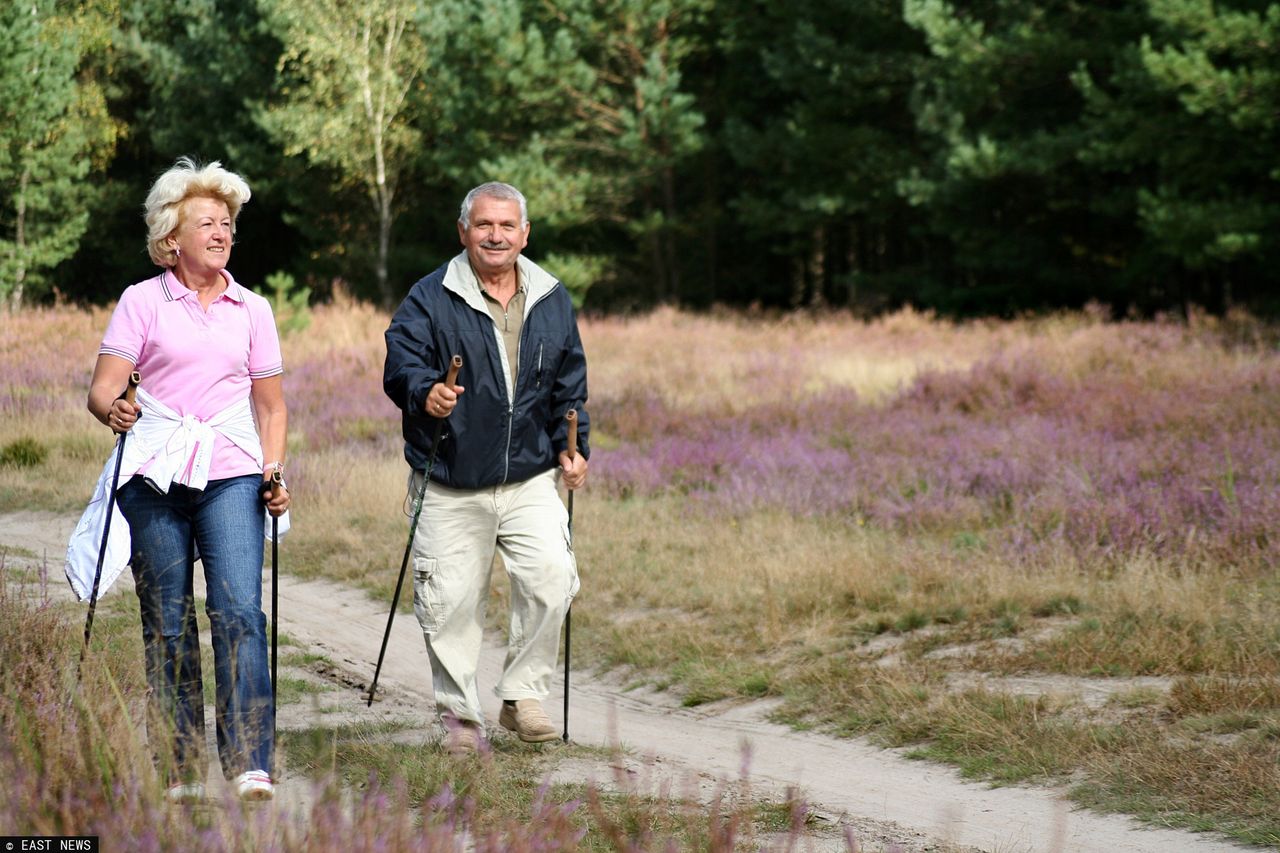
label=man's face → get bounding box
[458,196,529,279]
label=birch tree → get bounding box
[258,0,434,306]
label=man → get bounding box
[383,182,589,756]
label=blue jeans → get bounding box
[118,474,273,781]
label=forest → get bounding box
[3,0,1278,315]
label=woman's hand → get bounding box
[261,475,291,517]
[106,397,141,434]
[89,354,142,433]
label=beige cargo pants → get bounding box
[410,468,579,727]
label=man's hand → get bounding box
[426,380,465,418]
[559,450,588,491]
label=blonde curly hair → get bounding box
[144,157,251,268]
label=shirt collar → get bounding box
[161,268,244,303]
[467,261,525,296]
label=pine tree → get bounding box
[717,0,928,310]
[0,0,105,307]
[902,0,1149,312]
[435,0,710,305]
[1088,0,1280,311]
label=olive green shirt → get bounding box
[481,273,526,389]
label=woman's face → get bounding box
[169,197,233,274]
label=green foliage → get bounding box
[901,0,1152,312]
[257,0,440,306]
[52,0,290,303]
[439,0,710,304]
[8,0,1280,316]
[265,270,312,335]
[539,252,605,309]
[1075,0,1280,310]
[1136,2,1280,271]
[719,0,927,309]
[0,0,114,307]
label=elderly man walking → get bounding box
[383,182,590,756]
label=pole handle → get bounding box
[269,468,284,500]
[565,409,578,459]
[110,372,141,435]
[445,355,462,387]
[124,371,140,405]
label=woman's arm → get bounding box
[88,354,140,429]
[251,374,290,515]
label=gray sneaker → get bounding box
[499,699,559,743]
[443,717,484,757]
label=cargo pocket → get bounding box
[412,556,443,634]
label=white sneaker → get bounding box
[165,782,206,804]
[233,769,274,801]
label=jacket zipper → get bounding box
[502,288,557,484]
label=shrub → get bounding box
[0,438,46,468]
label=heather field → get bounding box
[3,302,1280,847]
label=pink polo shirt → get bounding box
[99,269,283,480]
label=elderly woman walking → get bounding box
[77,157,290,803]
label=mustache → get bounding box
[479,241,509,250]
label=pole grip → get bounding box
[445,355,462,387]
[110,372,142,434]
[124,371,140,405]
[269,468,284,500]
[565,409,578,458]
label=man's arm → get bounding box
[552,299,590,488]
[384,284,445,416]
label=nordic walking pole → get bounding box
[366,355,462,707]
[79,371,140,674]
[563,408,577,742]
[268,469,283,717]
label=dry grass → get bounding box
[284,447,407,588]
[581,305,1013,413]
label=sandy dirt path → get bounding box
[2,510,1254,853]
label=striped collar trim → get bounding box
[160,269,244,303]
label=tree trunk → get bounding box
[790,253,805,309]
[12,166,29,309]
[661,164,680,303]
[846,222,860,308]
[377,189,392,308]
[649,230,668,303]
[643,186,670,303]
[809,226,827,309]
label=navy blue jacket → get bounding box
[383,253,590,488]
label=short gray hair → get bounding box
[144,157,252,267]
[458,182,528,229]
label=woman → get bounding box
[85,157,290,803]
